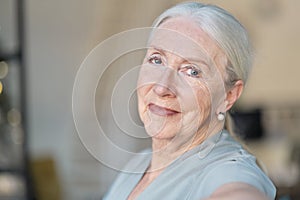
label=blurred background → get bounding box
[0,0,300,199]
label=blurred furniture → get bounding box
[233,107,300,200]
[30,157,61,200]
[231,109,264,140]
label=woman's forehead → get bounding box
[149,17,226,65]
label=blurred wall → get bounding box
[24,0,300,199]
[26,0,177,198]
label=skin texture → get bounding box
[128,17,267,200]
[138,17,229,158]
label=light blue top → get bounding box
[103,130,276,200]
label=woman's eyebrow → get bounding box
[183,56,209,66]
[148,45,211,70]
[148,46,166,55]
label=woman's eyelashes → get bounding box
[148,53,163,65]
[180,65,202,78]
[146,53,202,78]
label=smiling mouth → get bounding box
[148,103,180,116]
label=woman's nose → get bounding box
[153,69,176,98]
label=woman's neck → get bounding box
[148,122,224,172]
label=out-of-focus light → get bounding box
[0,173,25,196]
[7,108,21,126]
[0,61,9,79]
[0,81,3,94]
[11,127,24,144]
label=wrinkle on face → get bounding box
[137,16,228,148]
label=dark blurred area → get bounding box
[0,0,299,199]
[231,109,264,140]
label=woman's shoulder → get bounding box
[203,130,255,162]
[193,131,276,199]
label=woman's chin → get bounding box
[148,133,174,140]
[145,126,178,140]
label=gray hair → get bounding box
[152,2,253,88]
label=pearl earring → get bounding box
[217,112,225,121]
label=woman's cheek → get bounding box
[137,88,148,122]
[192,84,212,121]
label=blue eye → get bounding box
[148,54,162,65]
[187,68,198,76]
[183,66,202,78]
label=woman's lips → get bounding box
[148,103,179,116]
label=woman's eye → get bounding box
[148,54,163,65]
[183,66,202,78]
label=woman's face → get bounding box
[137,17,228,143]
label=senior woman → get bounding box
[104,2,276,200]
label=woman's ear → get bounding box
[225,80,244,111]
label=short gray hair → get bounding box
[152,2,253,87]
